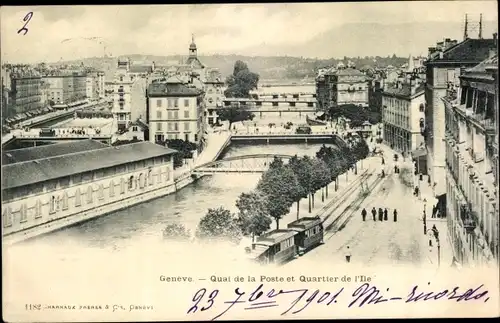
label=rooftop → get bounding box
[336,68,366,77]
[427,38,497,64]
[256,229,297,244]
[129,65,153,74]
[461,54,498,81]
[2,139,108,165]
[147,82,203,97]
[2,141,177,190]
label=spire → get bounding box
[189,34,197,57]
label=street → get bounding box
[285,155,438,269]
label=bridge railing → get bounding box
[231,130,335,136]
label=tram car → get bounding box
[245,217,325,265]
[286,216,324,255]
[246,229,299,265]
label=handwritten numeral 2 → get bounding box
[18,12,33,36]
[187,288,219,314]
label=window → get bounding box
[148,169,153,186]
[185,133,190,141]
[50,196,57,213]
[20,204,28,223]
[75,189,82,207]
[165,167,170,182]
[157,99,162,107]
[87,186,93,204]
[97,184,104,200]
[173,111,179,119]
[208,97,213,104]
[120,178,126,194]
[174,123,178,131]
[156,122,162,131]
[62,192,69,210]
[139,173,145,189]
[157,171,162,184]
[184,122,190,131]
[109,180,115,197]
[184,99,189,107]
[129,176,135,190]
[3,207,12,228]
[157,111,162,119]
[184,110,190,118]
[174,99,179,107]
[194,134,198,142]
[34,200,42,219]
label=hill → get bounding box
[54,54,408,82]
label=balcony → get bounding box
[117,88,124,93]
[118,98,125,103]
[459,203,478,234]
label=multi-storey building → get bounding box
[336,67,369,107]
[315,66,369,112]
[7,69,43,115]
[443,52,498,267]
[315,67,337,112]
[1,140,176,244]
[44,73,88,104]
[112,71,134,131]
[147,78,205,147]
[204,69,225,125]
[422,36,497,198]
[382,77,426,154]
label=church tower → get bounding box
[189,34,197,58]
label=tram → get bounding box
[246,217,325,265]
[286,216,324,255]
[246,229,298,265]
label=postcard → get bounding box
[1,2,499,321]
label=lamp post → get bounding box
[426,227,441,267]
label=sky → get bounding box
[1,1,498,64]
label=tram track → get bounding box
[324,164,393,242]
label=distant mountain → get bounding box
[54,20,497,81]
[238,21,498,58]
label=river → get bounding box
[16,141,333,254]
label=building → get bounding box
[146,79,206,147]
[336,67,369,107]
[44,73,87,104]
[422,36,497,198]
[4,67,43,116]
[315,67,337,112]
[382,78,426,154]
[204,69,225,125]
[85,71,106,100]
[1,140,177,244]
[315,66,369,112]
[112,71,134,131]
[183,35,205,79]
[443,52,498,267]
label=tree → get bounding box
[217,104,255,128]
[287,155,313,216]
[158,139,197,168]
[310,159,331,205]
[195,207,242,244]
[256,165,301,229]
[269,156,285,169]
[163,223,191,241]
[224,60,260,98]
[352,138,370,172]
[316,145,343,192]
[236,191,272,242]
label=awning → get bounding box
[411,149,427,158]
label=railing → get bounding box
[232,130,335,136]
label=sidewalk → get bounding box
[375,141,455,268]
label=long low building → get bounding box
[2,140,177,244]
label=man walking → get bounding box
[393,209,398,222]
[378,208,384,221]
[383,208,388,221]
[371,207,377,221]
[361,208,367,221]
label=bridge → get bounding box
[192,154,294,175]
[223,97,317,108]
[3,134,113,149]
[250,92,316,99]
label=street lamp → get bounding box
[426,227,441,267]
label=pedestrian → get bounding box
[361,208,367,221]
[371,207,377,221]
[378,208,384,221]
[384,208,388,221]
[393,209,398,222]
[382,157,385,165]
[345,246,352,263]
